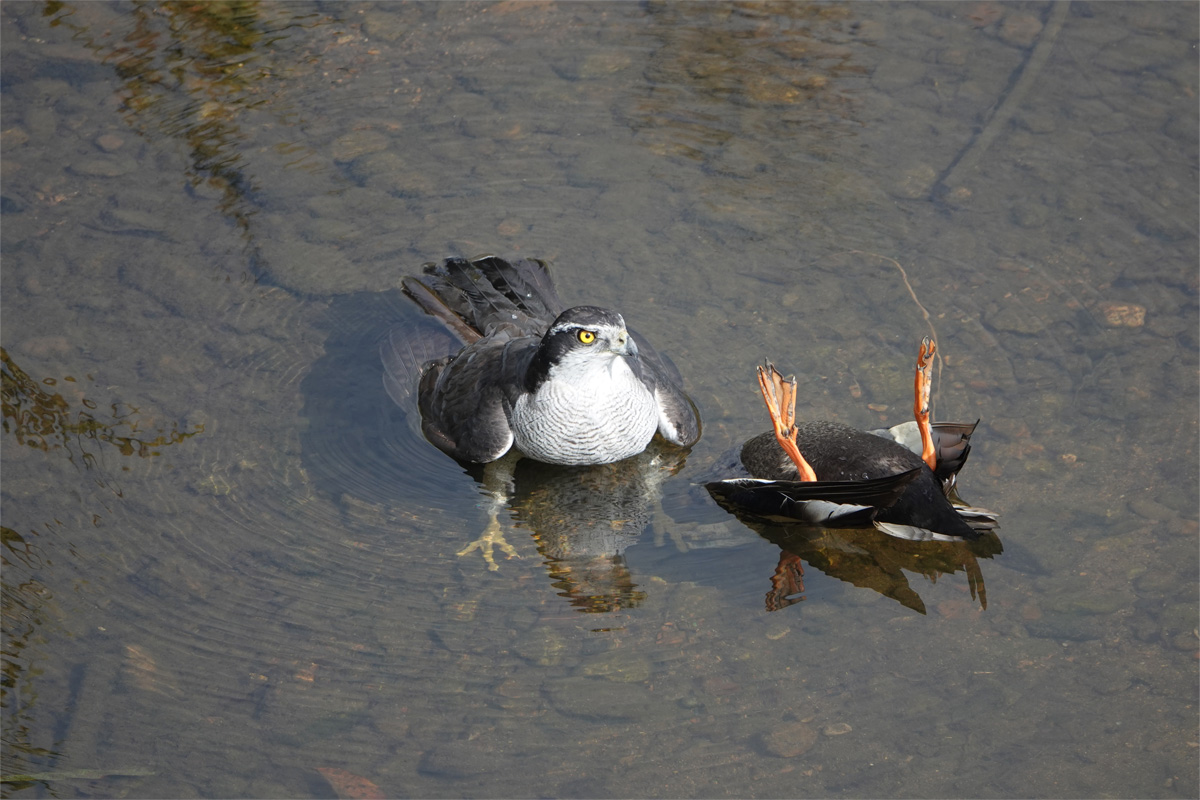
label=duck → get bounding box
[706,339,997,541]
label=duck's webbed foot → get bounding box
[757,362,817,482]
[913,338,937,470]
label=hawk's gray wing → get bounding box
[625,329,702,448]
[379,320,460,409]
[416,334,540,464]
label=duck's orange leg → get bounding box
[914,337,937,470]
[757,363,818,482]
[766,551,805,612]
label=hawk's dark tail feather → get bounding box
[405,255,564,340]
[400,275,483,344]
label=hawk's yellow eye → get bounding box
[577,330,596,344]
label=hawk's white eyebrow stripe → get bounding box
[548,322,614,335]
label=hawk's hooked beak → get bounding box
[613,329,638,357]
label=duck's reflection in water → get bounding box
[713,508,1003,615]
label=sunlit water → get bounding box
[2,2,1196,798]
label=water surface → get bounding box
[2,2,1197,798]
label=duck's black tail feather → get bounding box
[930,420,978,487]
[954,503,1000,532]
[402,255,564,342]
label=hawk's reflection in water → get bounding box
[301,289,689,614]
[378,283,692,613]
[496,443,690,613]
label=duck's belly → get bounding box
[741,420,922,481]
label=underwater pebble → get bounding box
[1096,301,1145,327]
[496,218,524,237]
[1,127,30,148]
[101,208,167,234]
[1129,496,1178,522]
[965,3,1003,28]
[999,13,1043,47]
[347,151,421,194]
[1043,586,1127,616]
[937,48,968,66]
[95,133,125,152]
[493,678,544,715]
[1168,518,1199,538]
[374,712,410,742]
[895,164,937,199]
[361,8,411,42]
[760,722,817,758]
[419,738,512,779]
[1169,632,1198,653]
[1010,202,1049,229]
[1157,603,1198,636]
[1134,570,1179,598]
[823,722,853,736]
[1145,314,1189,339]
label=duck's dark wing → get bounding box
[627,330,702,448]
[706,467,921,526]
[416,335,539,464]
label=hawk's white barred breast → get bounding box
[511,353,657,465]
